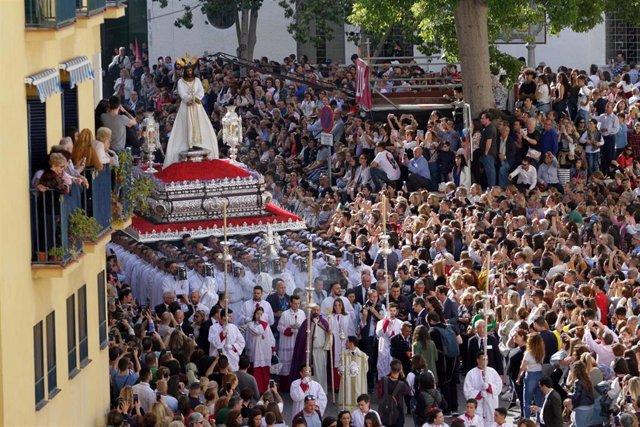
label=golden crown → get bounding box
[176,53,198,68]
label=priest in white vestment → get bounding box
[277,296,306,379]
[463,353,502,427]
[375,303,403,380]
[290,365,328,422]
[338,336,368,411]
[207,309,245,371]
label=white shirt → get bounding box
[373,150,401,180]
[509,165,537,189]
[352,409,381,427]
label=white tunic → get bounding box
[338,347,369,410]
[207,322,245,371]
[161,276,189,297]
[463,366,502,427]
[320,296,355,319]
[375,317,403,380]
[290,378,328,421]
[328,313,355,367]
[277,309,306,375]
[247,321,276,367]
[163,77,219,168]
[188,273,217,296]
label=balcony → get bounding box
[31,166,113,266]
[25,0,76,29]
[76,0,106,16]
[104,0,126,19]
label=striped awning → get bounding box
[59,56,95,89]
[24,68,62,103]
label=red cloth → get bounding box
[155,159,250,182]
[219,332,226,341]
[595,291,609,325]
[284,327,293,337]
[301,383,309,392]
[253,366,271,393]
[131,203,302,236]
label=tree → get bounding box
[350,0,640,117]
[154,0,350,61]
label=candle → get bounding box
[382,194,387,235]
[223,201,228,241]
[308,241,312,288]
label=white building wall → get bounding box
[147,0,296,63]
[497,23,607,71]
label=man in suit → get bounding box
[436,285,459,326]
[154,291,176,317]
[353,270,375,306]
[359,288,383,391]
[411,297,428,328]
[390,322,413,376]
[466,319,503,375]
[196,305,220,354]
[266,278,290,341]
[174,309,194,337]
[533,376,562,427]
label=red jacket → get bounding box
[595,291,609,325]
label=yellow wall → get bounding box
[0,1,118,425]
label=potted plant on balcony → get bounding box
[47,246,65,262]
[69,208,101,248]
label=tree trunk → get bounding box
[237,8,250,59]
[247,8,258,60]
[454,0,494,118]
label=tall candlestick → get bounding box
[305,241,313,382]
[223,201,228,241]
[381,194,387,234]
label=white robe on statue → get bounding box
[463,366,502,427]
[163,77,219,168]
[277,308,306,376]
[208,322,246,371]
[375,317,403,380]
[290,378,328,421]
[338,347,368,411]
[247,320,276,367]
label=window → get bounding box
[61,82,78,132]
[78,285,89,364]
[34,321,45,408]
[26,97,47,180]
[98,270,107,348]
[46,311,58,396]
[67,295,77,376]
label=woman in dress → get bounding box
[163,55,219,167]
[329,298,354,393]
[412,325,438,383]
[247,307,276,393]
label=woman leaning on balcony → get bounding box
[94,127,119,168]
[72,128,103,172]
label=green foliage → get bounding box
[69,209,101,243]
[129,173,158,216]
[153,0,349,49]
[48,246,65,259]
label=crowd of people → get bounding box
[100,42,640,427]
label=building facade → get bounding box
[0,0,125,425]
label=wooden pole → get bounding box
[305,242,313,379]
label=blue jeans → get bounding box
[523,370,543,418]
[586,152,600,176]
[575,109,589,126]
[480,154,496,188]
[498,160,511,188]
[573,405,594,427]
[370,167,392,192]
